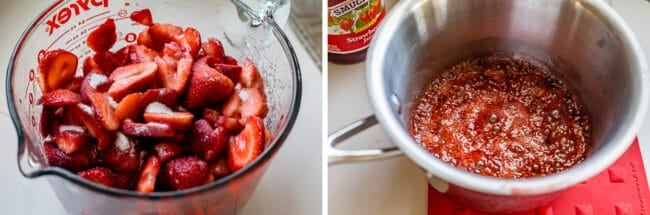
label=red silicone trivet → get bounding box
[428,139,650,215]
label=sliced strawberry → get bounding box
[113,171,138,190]
[136,156,160,193]
[160,156,209,190]
[155,52,193,93]
[152,142,183,163]
[143,112,194,130]
[212,63,242,84]
[184,56,234,110]
[107,62,158,101]
[128,45,157,63]
[240,59,264,90]
[187,120,228,162]
[44,141,91,172]
[130,9,153,26]
[210,157,231,180]
[114,92,143,122]
[69,104,114,150]
[86,18,117,53]
[102,132,141,172]
[122,121,175,138]
[149,23,183,43]
[141,88,180,108]
[202,108,220,125]
[240,87,268,118]
[112,47,130,66]
[64,76,84,93]
[228,116,264,171]
[137,28,162,51]
[224,56,238,65]
[89,92,121,131]
[38,49,78,92]
[222,88,241,118]
[174,28,201,57]
[93,51,119,75]
[80,71,111,103]
[201,38,225,59]
[216,115,243,134]
[83,57,101,76]
[37,89,81,106]
[52,130,89,154]
[78,167,116,187]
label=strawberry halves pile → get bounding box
[36,9,271,193]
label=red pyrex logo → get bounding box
[46,0,109,36]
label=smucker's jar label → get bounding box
[327,0,385,54]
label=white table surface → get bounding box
[328,1,650,214]
[0,1,322,215]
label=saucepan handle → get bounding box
[328,115,402,165]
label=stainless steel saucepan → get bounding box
[329,0,648,213]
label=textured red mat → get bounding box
[428,139,650,215]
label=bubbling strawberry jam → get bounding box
[409,55,591,178]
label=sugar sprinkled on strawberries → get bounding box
[88,73,108,88]
[145,102,173,114]
[115,132,130,151]
[37,12,272,193]
[59,125,85,133]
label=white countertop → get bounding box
[328,1,650,214]
[0,1,322,214]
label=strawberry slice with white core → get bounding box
[227,116,264,171]
[136,156,160,193]
[69,103,114,150]
[89,92,121,131]
[155,52,193,93]
[239,87,268,118]
[144,112,194,130]
[107,62,158,101]
[52,130,89,154]
[38,49,78,93]
[143,102,194,129]
[240,59,264,90]
[122,121,175,138]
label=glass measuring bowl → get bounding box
[7,0,301,214]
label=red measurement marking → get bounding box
[31,116,36,127]
[47,28,71,50]
[125,32,137,42]
[29,69,35,81]
[114,16,129,21]
[86,10,111,22]
[29,93,34,104]
[118,9,127,18]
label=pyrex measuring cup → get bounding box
[7,0,301,214]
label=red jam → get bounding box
[409,55,592,178]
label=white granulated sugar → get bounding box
[59,125,85,133]
[79,104,94,115]
[88,73,108,88]
[134,126,148,134]
[115,132,130,151]
[145,102,173,114]
[108,96,119,109]
[239,90,249,100]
